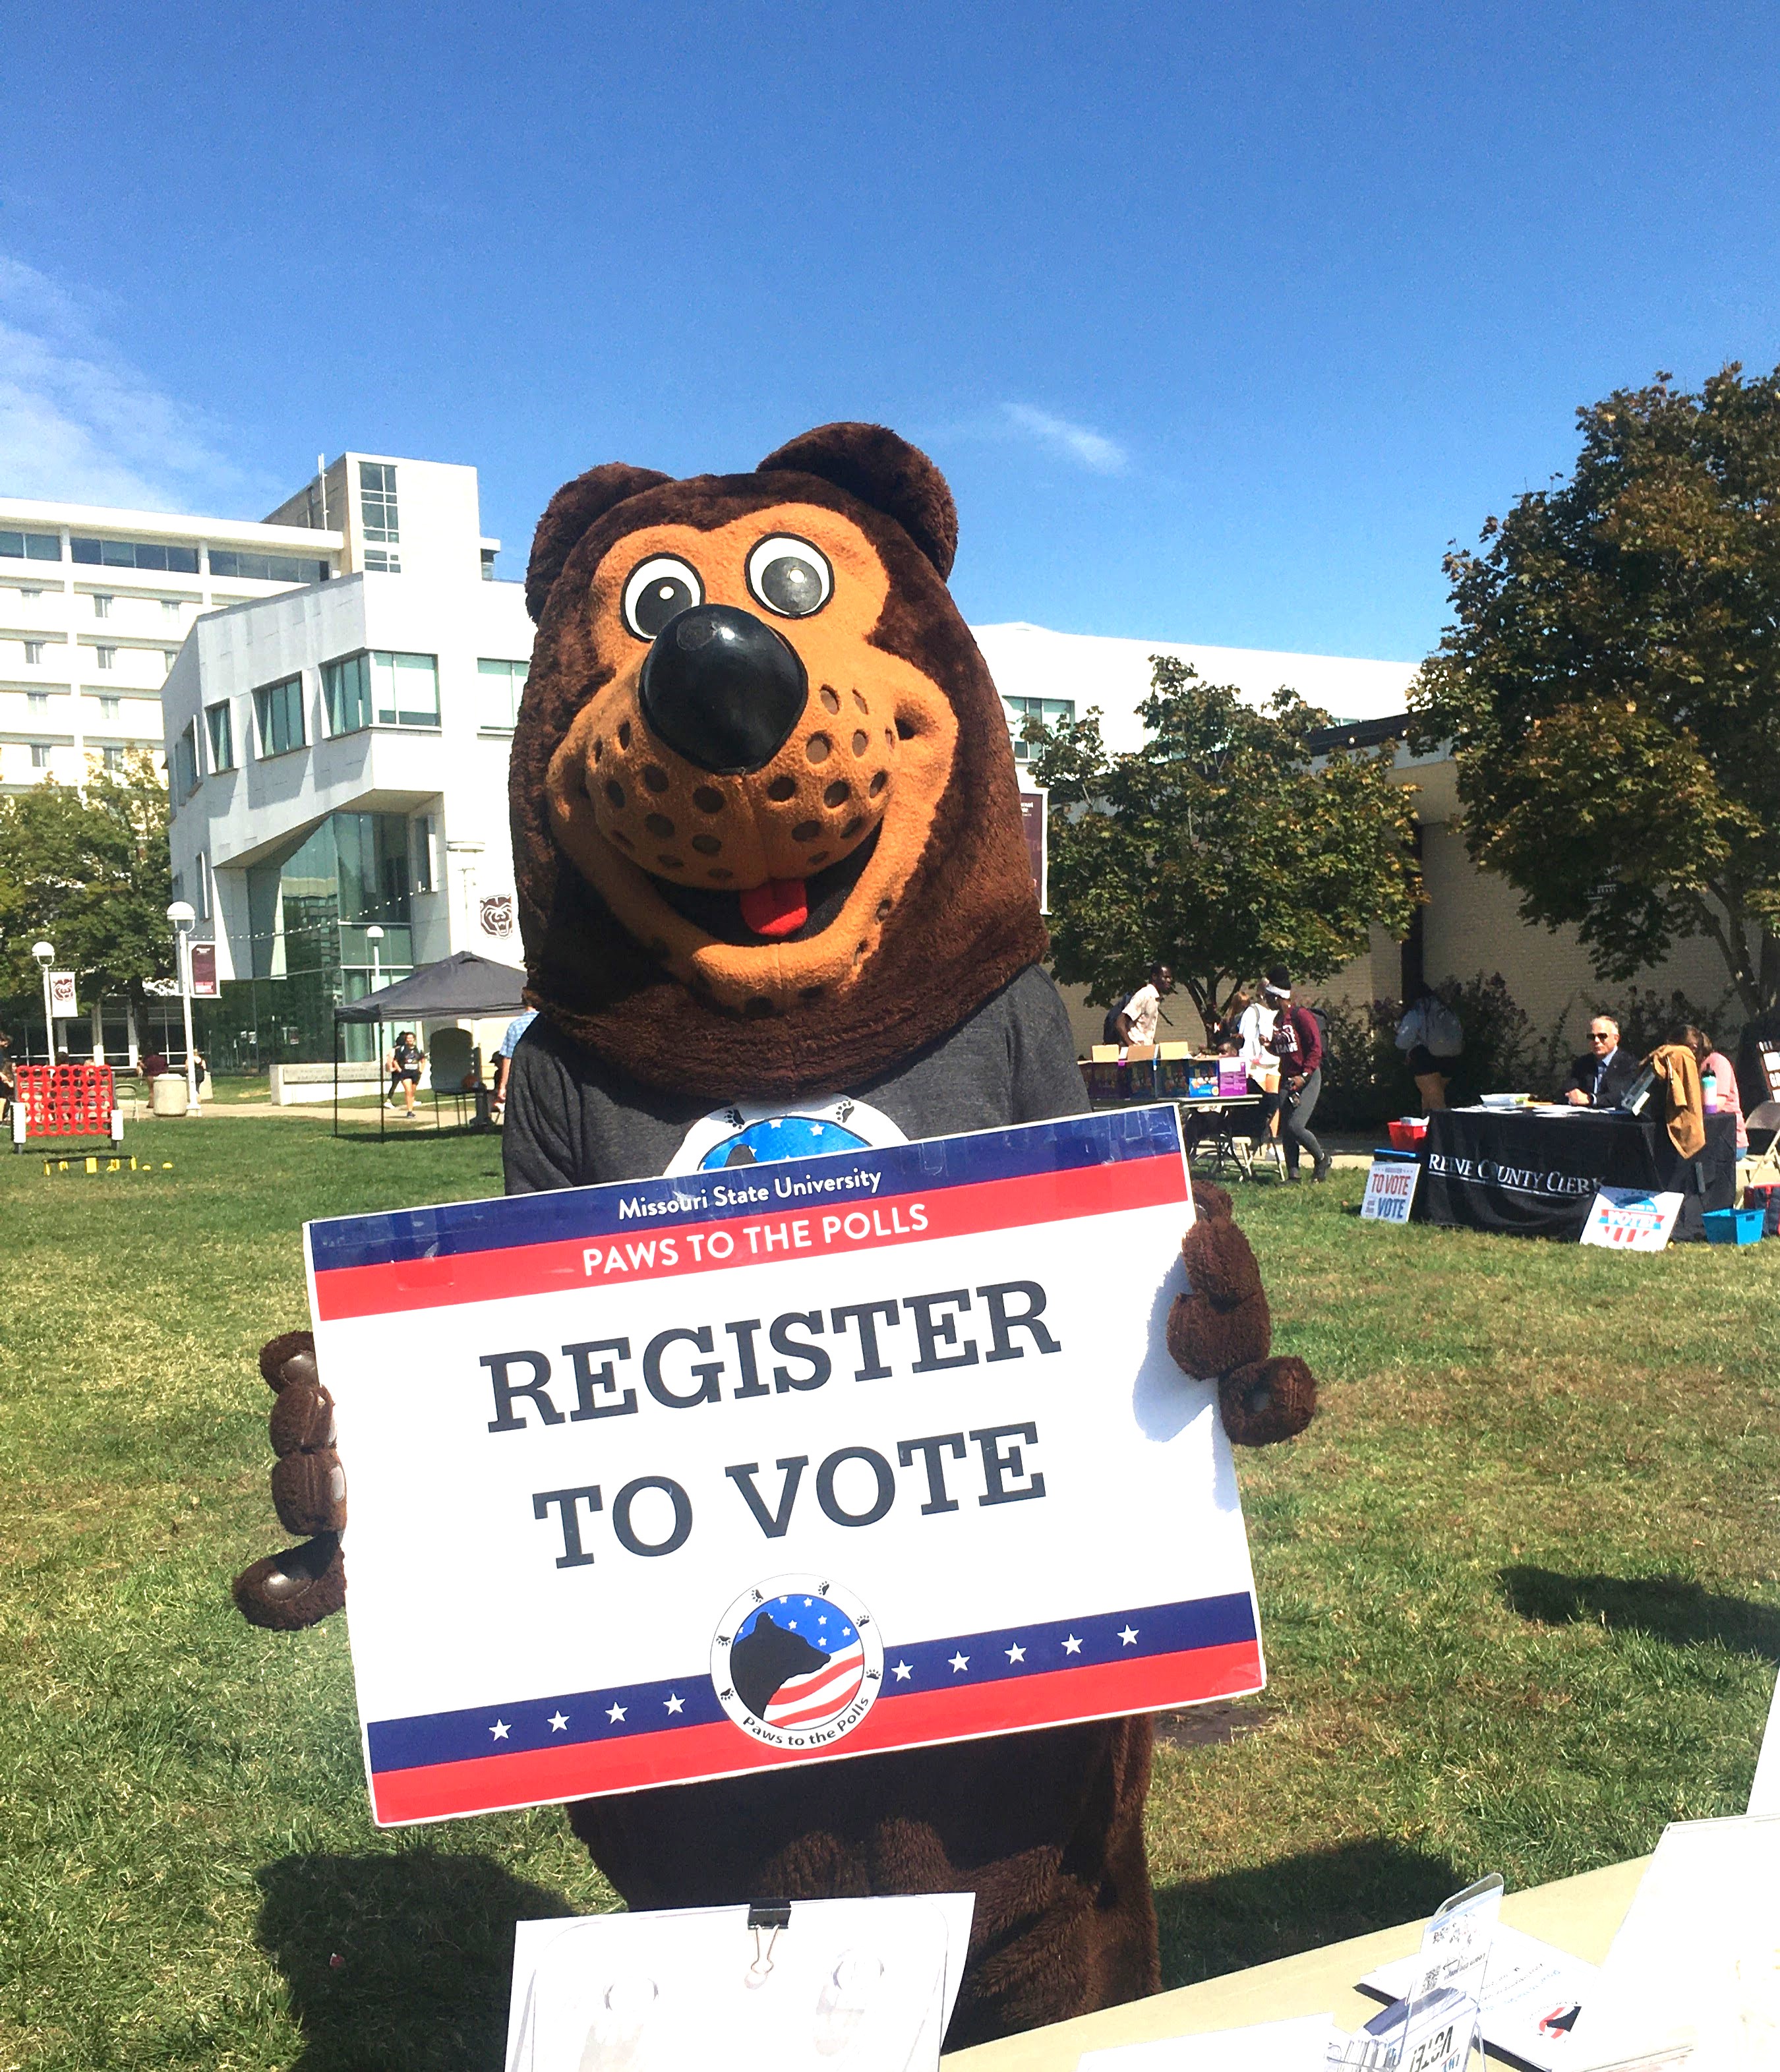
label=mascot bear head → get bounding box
[510,423,1046,1099]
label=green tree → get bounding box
[1412,363,1780,1019]
[0,752,174,1001]
[1026,658,1421,1031]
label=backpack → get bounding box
[1425,999,1464,1058]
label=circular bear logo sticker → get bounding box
[711,1574,883,1749]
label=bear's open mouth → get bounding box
[649,827,881,946]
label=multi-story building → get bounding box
[158,457,523,1068]
[0,454,501,796]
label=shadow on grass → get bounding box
[258,1850,574,2071]
[1500,1568,1780,1663]
[1156,1837,1464,1988]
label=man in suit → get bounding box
[1563,1015,1640,1106]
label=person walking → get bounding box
[385,1029,425,1119]
[1266,968,1330,1183]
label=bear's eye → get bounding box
[746,535,833,619]
[622,555,704,640]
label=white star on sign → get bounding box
[547,1711,568,1732]
[949,1651,970,1674]
[490,1719,510,1740]
[1117,1626,1139,1647]
[664,1693,684,1715]
[607,1702,627,1723]
[1005,1643,1026,1663]
[1061,1634,1083,1655]
[892,1661,912,1681]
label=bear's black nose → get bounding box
[638,605,808,775]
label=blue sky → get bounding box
[4,3,1778,661]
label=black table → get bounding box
[1415,1107,1736,1240]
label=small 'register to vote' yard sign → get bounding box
[304,1107,1264,1825]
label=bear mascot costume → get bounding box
[233,423,1317,2047]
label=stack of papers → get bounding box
[1361,1923,1597,2071]
[504,1893,974,2072]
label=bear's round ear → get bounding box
[758,423,957,581]
[525,463,672,622]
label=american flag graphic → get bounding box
[756,1596,866,1731]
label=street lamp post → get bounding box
[167,901,199,1115]
[366,924,384,992]
[32,941,55,1065]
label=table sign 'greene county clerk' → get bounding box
[303,1106,1264,1827]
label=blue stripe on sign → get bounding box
[309,1106,1185,1274]
[365,1590,1255,1775]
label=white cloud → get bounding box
[1001,401,1128,475]
[0,256,260,512]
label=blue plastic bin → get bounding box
[1702,1206,1765,1245]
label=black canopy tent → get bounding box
[332,951,529,1137]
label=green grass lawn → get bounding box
[1,1117,1775,2069]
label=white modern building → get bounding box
[159,457,527,1067]
[972,623,1417,761]
[1,454,502,796]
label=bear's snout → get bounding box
[640,604,808,775]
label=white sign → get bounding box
[47,970,78,1016]
[504,1894,972,2072]
[1578,1188,1683,1253]
[1361,1157,1420,1223]
[305,1108,1264,1825]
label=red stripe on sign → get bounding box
[368,1639,1261,1825]
[316,1154,1189,1322]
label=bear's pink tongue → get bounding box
[739,877,809,938]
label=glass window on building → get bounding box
[172,720,199,802]
[359,462,400,542]
[98,696,121,723]
[1002,694,1075,761]
[243,809,415,1060]
[24,641,44,665]
[1,530,61,561]
[96,645,116,670]
[30,744,51,769]
[323,650,439,733]
[411,812,439,892]
[70,537,200,574]
[102,746,125,772]
[208,549,332,583]
[93,594,112,618]
[206,700,234,772]
[254,674,306,756]
[477,657,529,730]
[27,692,47,715]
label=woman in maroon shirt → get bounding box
[1265,967,1331,1182]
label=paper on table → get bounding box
[1570,1812,1780,2069]
[1360,1924,1597,2072]
[1075,2012,1334,2071]
[504,1892,974,2072]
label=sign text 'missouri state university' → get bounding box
[305,1107,1264,1826]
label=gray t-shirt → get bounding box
[504,963,1088,1193]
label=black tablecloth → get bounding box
[1416,1108,1736,1239]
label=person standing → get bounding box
[489,1007,539,1123]
[1115,964,1174,1047]
[1266,968,1330,1183]
[1394,984,1464,1110]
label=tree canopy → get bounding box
[1026,657,1421,1030]
[0,753,174,1001]
[1411,363,1780,1019]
